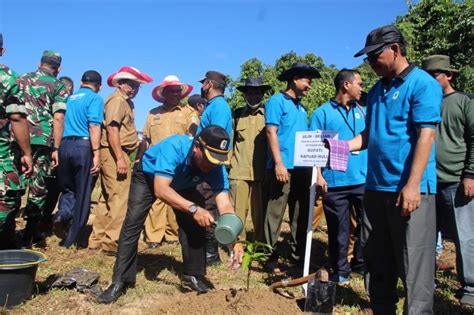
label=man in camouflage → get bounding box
[0,33,33,248]
[16,50,69,246]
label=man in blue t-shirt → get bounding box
[348,25,442,314]
[97,126,244,304]
[263,62,320,269]
[310,69,366,283]
[55,70,103,248]
[196,70,232,266]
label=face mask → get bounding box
[246,100,261,109]
[200,84,210,99]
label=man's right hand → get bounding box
[275,162,288,183]
[90,153,100,175]
[193,207,215,227]
[116,156,128,175]
[21,154,33,177]
[316,174,328,197]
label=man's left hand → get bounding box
[396,183,420,216]
[51,150,59,169]
[230,242,244,269]
[462,177,474,200]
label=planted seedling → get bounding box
[239,240,273,291]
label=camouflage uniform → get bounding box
[16,56,68,220]
[0,64,27,245]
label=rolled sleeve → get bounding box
[52,83,69,113]
[5,79,26,115]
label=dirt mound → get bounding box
[146,288,302,314]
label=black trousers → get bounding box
[57,138,94,248]
[323,184,364,277]
[263,168,311,261]
[112,168,208,283]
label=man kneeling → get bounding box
[97,125,244,304]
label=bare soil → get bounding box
[4,205,472,315]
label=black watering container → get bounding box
[0,249,47,308]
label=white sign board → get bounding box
[293,130,338,167]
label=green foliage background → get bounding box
[226,0,473,114]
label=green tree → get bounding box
[228,51,338,116]
[396,0,474,92]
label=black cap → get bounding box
[199,70,228,86]
[354,25,405,57]
[188,94,207,108]
[278,61,321,82]
[0,33,3,49]
[197,125,230,165]
[81,70,102,84]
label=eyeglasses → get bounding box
[364,44,391,63]
[124,80,141,89]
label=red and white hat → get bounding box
[107,66,153,87]
[151,75,193,103]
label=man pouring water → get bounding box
[97,125,244,304]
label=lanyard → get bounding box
[335,103,357,136]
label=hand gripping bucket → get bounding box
[214,213,243,245]
[0,249,47,308]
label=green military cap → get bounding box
[422,55,459,73]
[41,50,62,67]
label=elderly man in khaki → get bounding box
[229,77,271,242]
[89,66,152,252]
[138,75,198,248]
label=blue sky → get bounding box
[1,0,409,128]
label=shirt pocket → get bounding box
[0,160,24,195]
[235,125,246,142]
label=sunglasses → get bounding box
[363,44,392,63]
[428,71,444,78]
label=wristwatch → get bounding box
[187,204,198,215]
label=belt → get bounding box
[63,136,90,140]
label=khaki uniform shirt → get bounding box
[142,103,199,145]
[229,106,266,181]
[100,89,138,151]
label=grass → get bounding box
[4,207,472,314]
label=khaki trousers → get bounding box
[144,198,179,243]
[312,195,325,231]
[89,147,131,252]
[229,179,264,242]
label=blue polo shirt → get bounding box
[141,135,229,192]
[197,95,233,142]
[63,87,104,137]
[366,65,442,193]
[310,100,367,188]
[265,92,308,169]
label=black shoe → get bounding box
[181,275,214,294]
[96,282,134,304]
[206,253,221,266]
[350,263,365,276]
[53,215,68,240]
[21,220,47,248]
